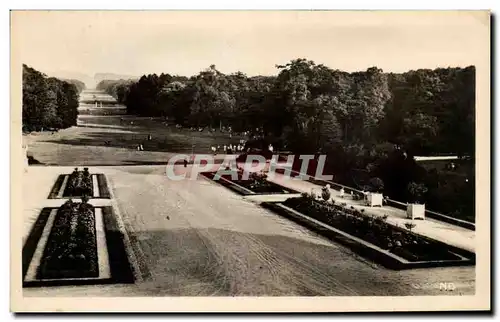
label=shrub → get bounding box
[407,182,428,204]
[321,186,331,202]
[404,221,417,232]
[66,168,93,197]
[369,177,384,193]
[353,192,364,201]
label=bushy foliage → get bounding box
[404,222,417,232]
[96,60,474,158]
[62,79,86,93]
[66,167,93,197]
[321,186,331,201]
[23,64,80,131]
[38,198,98,279]
[407,182,428,204]
[369,177,384,193]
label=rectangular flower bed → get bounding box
[22,202,134,287]
[48,168,110,199]
[262,194,475,270]
[63,168,94,197]
[201,170,299,195]
[37,199,99,279]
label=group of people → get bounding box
[136,134,153,151]
[210,141,247,155]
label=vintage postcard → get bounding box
[10,10,490,312]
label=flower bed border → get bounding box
[96,174,111,198]
[47,175,65,199]
[22,208,51,280]
[261,201,475,270]
[100,206,135,284]
[48,173,111,199]
[23,206,134,287]
[201,172,300,196]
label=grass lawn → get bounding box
[23,113,248,166]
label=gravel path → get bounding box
[101,165,474,296]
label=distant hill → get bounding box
[38,70,138,89]
[94,73,138,83]
[41,70,94,88]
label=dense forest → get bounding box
[22,64,84,132]
[97,59,474,157]
[96,59,475,221]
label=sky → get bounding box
[11,11,489,85]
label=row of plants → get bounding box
[37,197,99,279]
[64,167,93,197]
[282,193,461,262]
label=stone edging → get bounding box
[261,202,475,270]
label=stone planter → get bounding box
[407,203,426,220]
[366,193,383,207]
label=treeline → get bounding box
[96,79,137,104]
[97,59,474,158]
[97,59,475,220]
[23,64,81,131]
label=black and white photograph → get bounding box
[10,10,490,312]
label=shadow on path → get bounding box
[124,227,475,296]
